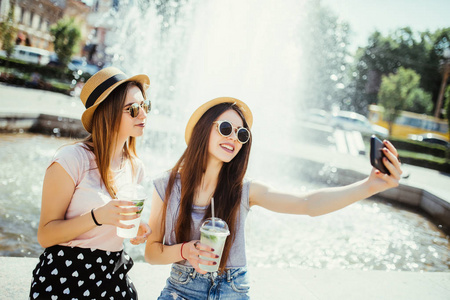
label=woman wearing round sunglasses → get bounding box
[29,67,152,299]
[145,97,402,299]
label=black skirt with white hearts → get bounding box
[29,245,137,300]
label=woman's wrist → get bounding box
[91,208,102,226]
[180,242,187,260]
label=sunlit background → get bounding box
[0,0,449,272]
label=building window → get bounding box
[20,8,25,24]
[29,11,34,27]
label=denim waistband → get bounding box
[172,263,247,282]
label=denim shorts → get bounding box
[157,264,250,300]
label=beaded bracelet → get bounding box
[91,208,102,226]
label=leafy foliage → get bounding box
[378,67,423,134]
[50,18,81,67]
[0,1,17,57]
[405,87,433,114]
[445,85,450,139]
[352,27,450,116]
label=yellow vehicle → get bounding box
[368,105,449,141]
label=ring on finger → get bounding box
[194,241,200,250]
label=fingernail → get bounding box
[213,262,217,265]
[215,255,219,258]
[211,248,215,252]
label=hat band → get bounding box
[85,73,128,109]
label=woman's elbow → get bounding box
[37,235,52,249]
[145,254,161,265]
[144,251,153,264]
[144,245,160,264]
[37,228,57,249]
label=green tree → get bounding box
[444,85,450,140]
[378,67,421,135]
[352,27,450,114]
[0,0,17,57]
[404,87,433,114]
[50,18,81,67]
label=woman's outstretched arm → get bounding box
[249,140,402,216]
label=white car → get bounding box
[331,110,389,138]
[4,45,51,65]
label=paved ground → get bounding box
[1,83,449,299]
[2,257,450,300]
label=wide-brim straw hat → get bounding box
[80,67,150,133]
[184,97,253,144]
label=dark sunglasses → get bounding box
[214,120,250,144]
[123,100,151,118]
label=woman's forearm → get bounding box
[37,210,97,248]
[304,178,373,216]
[145,241,183,265]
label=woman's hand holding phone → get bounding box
[368,135,402,192]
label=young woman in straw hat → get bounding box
[145,97,402,299]
[29,67,152,300]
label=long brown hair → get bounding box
[161,102,252,272]
[81,81,145,198]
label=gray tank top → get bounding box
[153,172,251,268]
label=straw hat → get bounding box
[80,67,150,133]
[184,97,253,144]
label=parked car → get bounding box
[48,54,100,75]
[407,133,449,147]
[300,109,332,126]
[68,57,100,75]
[1,45,51,65]
[331,110,389,138]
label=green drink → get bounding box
[199,218,230,272]
[115,184,147,238]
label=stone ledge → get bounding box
[2,257,449,300]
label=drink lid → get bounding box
[116,184,147,200]
[200,217,230,235]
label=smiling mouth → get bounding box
[220,143,234,152]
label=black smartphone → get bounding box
[370,135,390,175]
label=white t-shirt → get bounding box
[50,143,145,251]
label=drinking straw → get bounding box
[211,197,215,228]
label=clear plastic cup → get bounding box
[115,184,147,238]
[198,217,230,272]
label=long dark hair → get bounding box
[161,102,252,272]
[81,81,145,198]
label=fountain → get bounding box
[0,0,449,272]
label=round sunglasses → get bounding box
[123,100,151,118]
[214,120,250,144]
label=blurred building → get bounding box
[0,0,90,54]
[84,0,119,66]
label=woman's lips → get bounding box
[220,143,234,153]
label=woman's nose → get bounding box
[227,129,238,141]
[138,105,148,119]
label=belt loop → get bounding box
[226,269,231,282]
